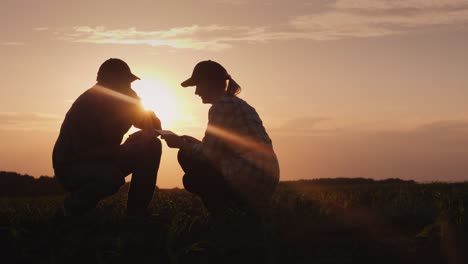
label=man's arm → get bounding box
[133,109,162,130]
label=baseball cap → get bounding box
[181,60,230,87]
[97,58,140,83]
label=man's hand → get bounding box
[138,110,162,130]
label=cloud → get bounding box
[53,24,323,51]
[0,112,61,132]
[56,25,268,51]
[46,1,468,50]
[290,0,468,40]
[416,119,468,133]
[281,117,331,128]
[274,116,468,138]
[1,42,25,46]
[33,27,48,31]
[271,116,340,135]
[216,0,246,5]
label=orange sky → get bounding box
[1,0,468,187]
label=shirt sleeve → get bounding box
[123,90,148,128]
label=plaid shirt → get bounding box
[187,95,280,207]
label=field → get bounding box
[1,179,467,264]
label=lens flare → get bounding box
[132,79,181,129]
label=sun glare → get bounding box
[132,79,183,130]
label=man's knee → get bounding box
[139,134,162,158]
[149,137,162,154]
[127,132,162,162]
[145,139,162,167]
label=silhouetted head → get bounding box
[181,60,241,104]
[96,58,140,89]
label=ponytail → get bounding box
[226,76,241,96]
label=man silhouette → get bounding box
[53,58,162,217]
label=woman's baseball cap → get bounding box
[181,60,230,87]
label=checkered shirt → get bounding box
[188,95,280,207]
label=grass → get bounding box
[1,179,467,264]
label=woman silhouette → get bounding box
[163,60,280,214]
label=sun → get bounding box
[132,79,182,130]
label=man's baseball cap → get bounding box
[181,60,230,87]
[97,58,140,83]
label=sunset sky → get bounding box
[1,0,468,187]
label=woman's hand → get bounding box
[162,134,187,149]
[162,134,200,149]
[180,135,201,144]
